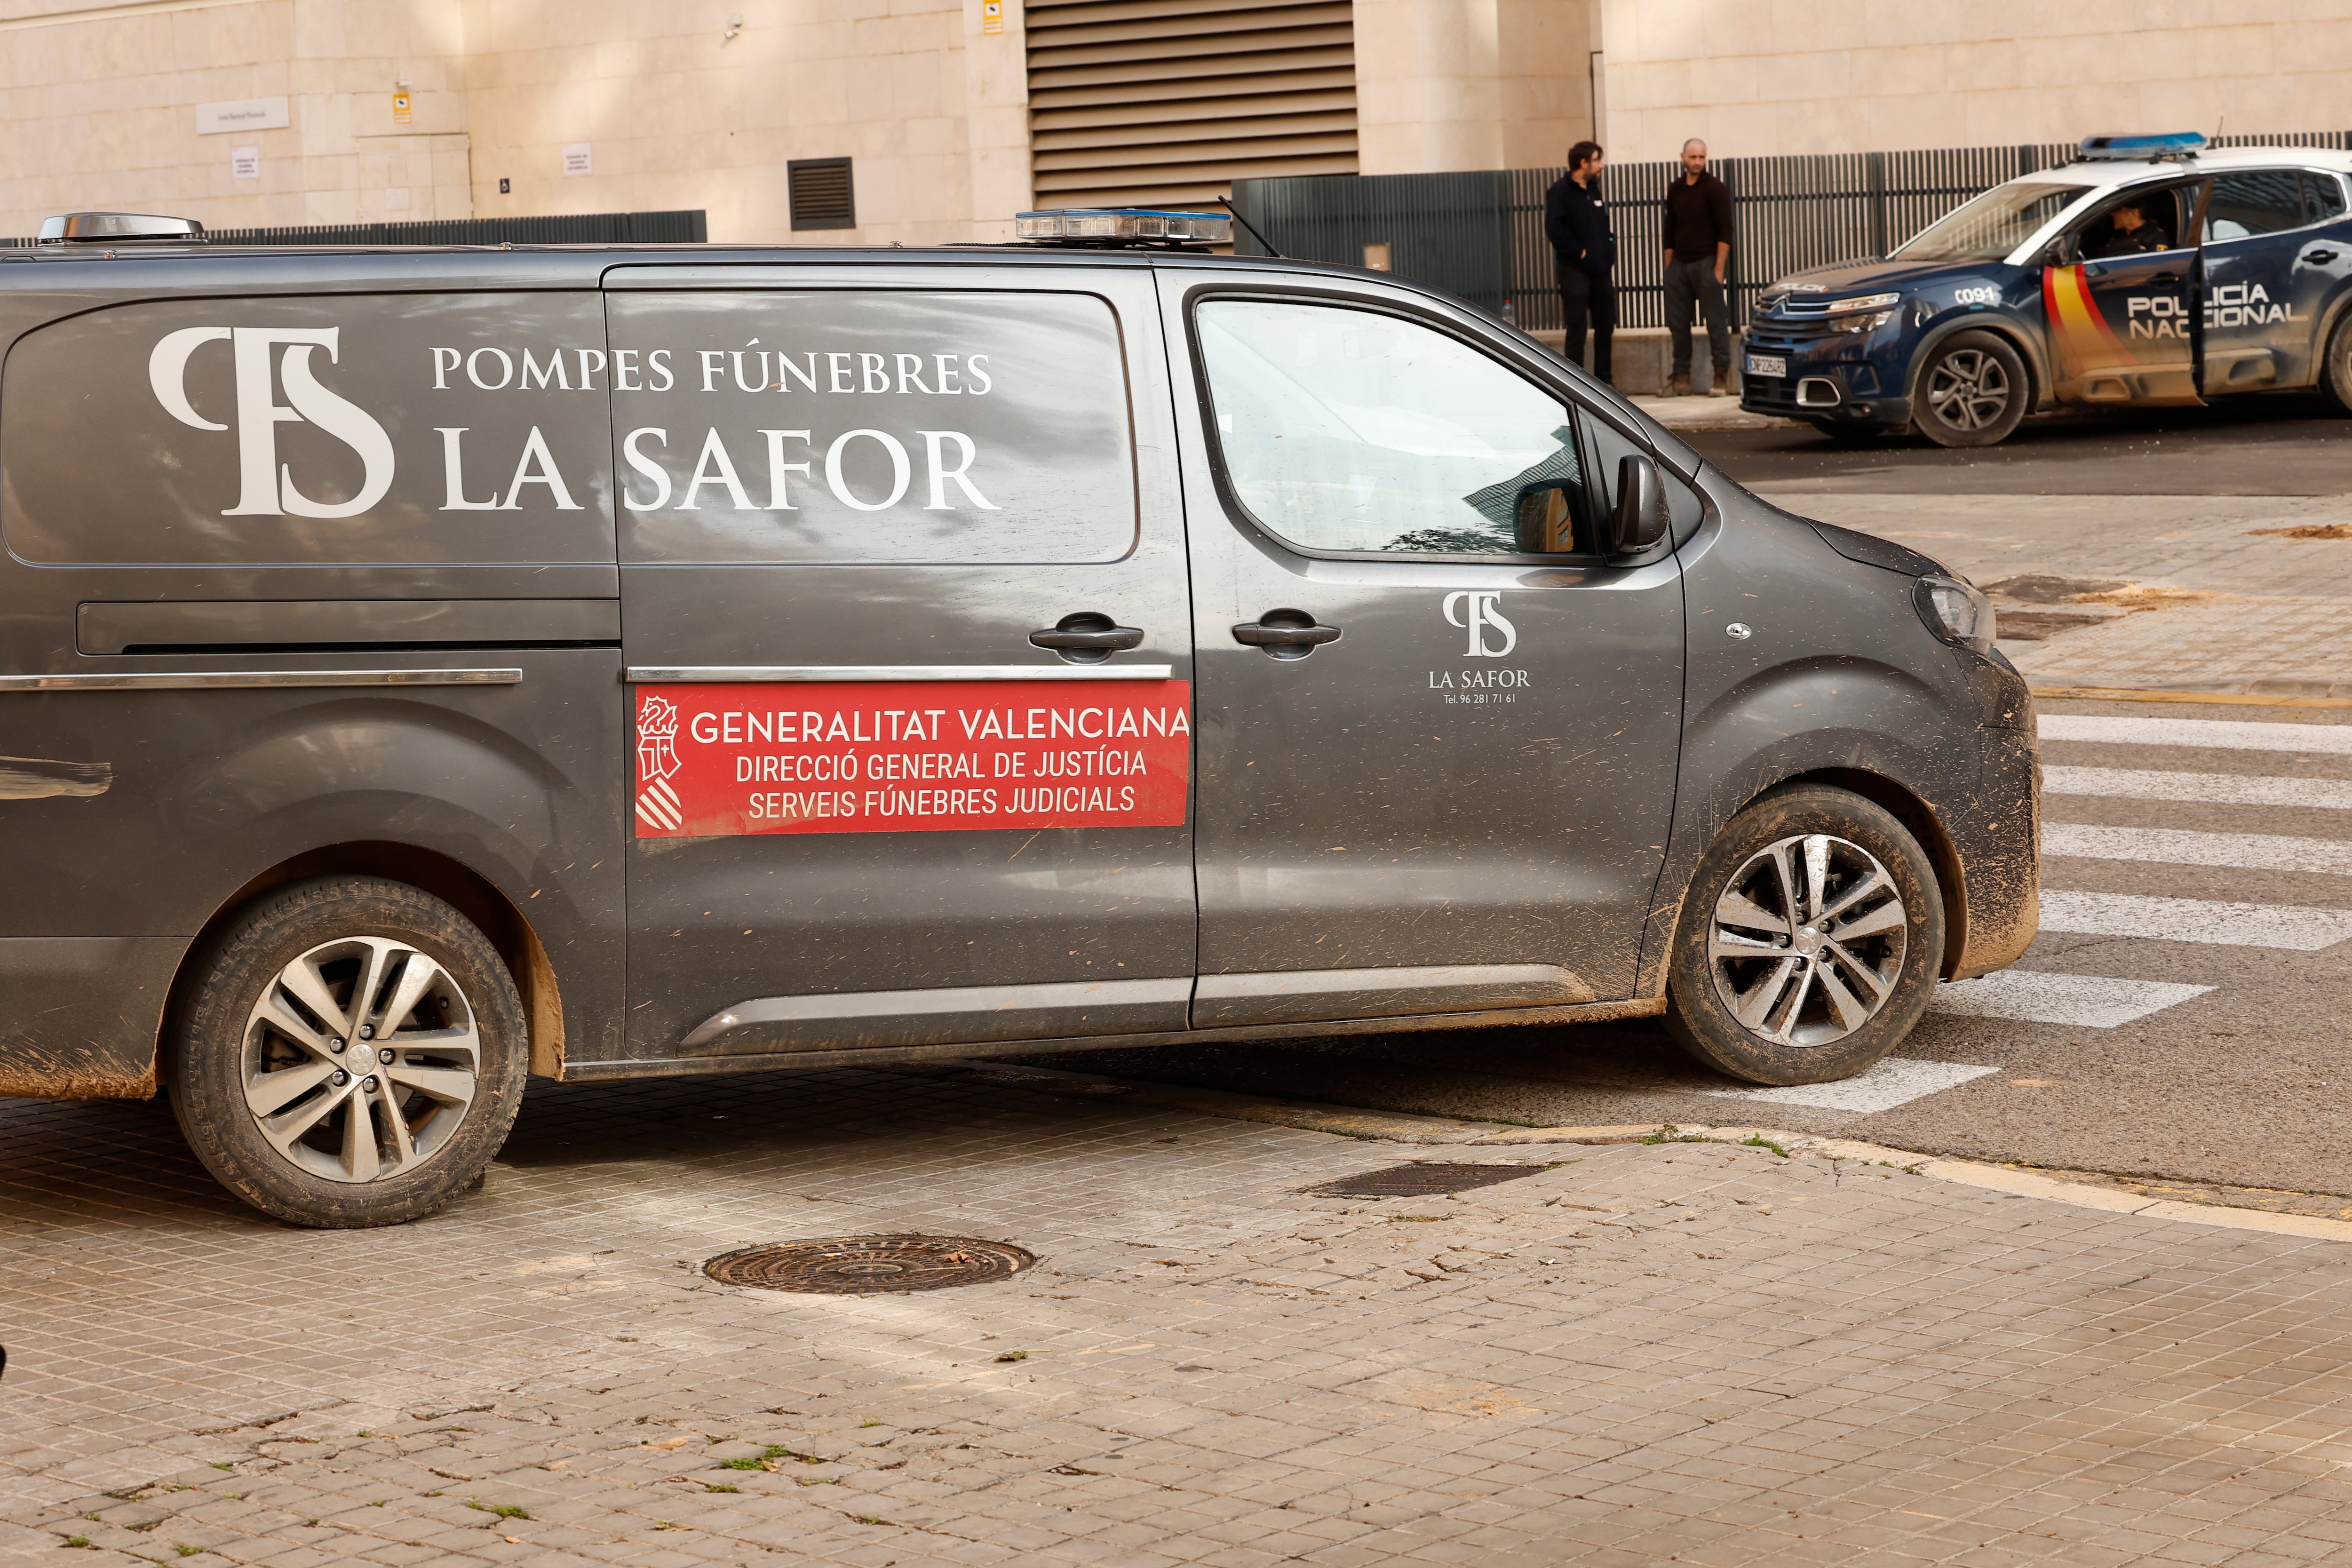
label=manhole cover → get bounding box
[1304,1162,1551,1199]
[703,1235,1035,1294]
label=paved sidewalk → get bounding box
[7,1068,2352,1566]
[1756,489,2352,692]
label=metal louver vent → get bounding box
[1025,0,1358,211]
[788,158,856,231]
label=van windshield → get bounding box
[1893,182,2085,263]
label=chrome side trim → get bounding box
[559,997,1673,1082]
[1192,963,1593,1028]
[627,664,1176,683]
[0,668,524,692]
[681,976,1193,1051]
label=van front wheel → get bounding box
[167,876,528,1228]
[1664,785,1945,1086]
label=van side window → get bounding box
[1,294,614,567]
[1195,298,1596,558]
[607,290,1135,565]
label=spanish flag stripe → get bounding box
[2042,263,2132,373]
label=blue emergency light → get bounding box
[2077,132,2208,161]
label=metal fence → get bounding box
[1236,134,2352,332]
[1,209,708,249]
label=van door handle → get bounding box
[2306,248,2339,264]
[1029,624,1144,652]
[1232,609,1341,659]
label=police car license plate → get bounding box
[1746,354,1787,378]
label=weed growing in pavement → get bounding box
[722,1443,824,1471]
[860,1419,882,1428]
[62,1537,88,1549]
[207,1463,231,1471]
[1642,1124,1713,1146]
[466,1500,529,1520]
[1741,1136,1790,1157]
[707,1483,739,1494]
[174,1546,202,1558]
[1389,1214,1442,1223]
[994,1350,1029,1362]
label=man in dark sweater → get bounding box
[1543,140,1613,384]
[1662,138,1735,396]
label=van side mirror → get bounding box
[1609,453,1672,558]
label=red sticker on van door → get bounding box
[631,681,1191,837]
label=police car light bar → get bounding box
[2077,132,2208,162]
[1014,208,1232,246]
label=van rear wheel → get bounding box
[1913,330,2028,447]
[167,876,527,1228]
[1664,784,1945,1086]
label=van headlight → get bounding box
[1915,574,1996,653]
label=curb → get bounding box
[2033,684,2352,709]
[947,1062,2352,1245]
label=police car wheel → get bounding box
[1913,330,2027,448]
[1663,784,1945,1086]
[2324,316,2352,414]
[167,876,529,1228]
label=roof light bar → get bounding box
[2077,132,2208,162]
[1014,208,1232,247]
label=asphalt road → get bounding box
[1685,395,2352,493]
[1052,699,2352,1200]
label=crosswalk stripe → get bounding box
[2043,822,2352,876]
[1698,1058,2000,1114]
[2039,889,2352,950]
[1928,969,2213,1027]
[2042,765,2352,812]
[2042,715,2352,755]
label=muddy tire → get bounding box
[1664,784,1945,1086]
[1912,329,2029,448]
[2324,313,2352,414]
[167,876,527,1228]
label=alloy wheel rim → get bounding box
[1927,350,2010,431]
[1707,833,1907,1048]
[239,937,481,1183]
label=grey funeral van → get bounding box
[0,210,2039,1227]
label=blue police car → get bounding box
[1740,134,2352,445]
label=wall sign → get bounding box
[632,681,1191,837]
[196,96,289,135]
[562,142,592,176]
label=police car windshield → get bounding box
[1893,182,2084,263]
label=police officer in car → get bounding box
[2096,199,2172,257]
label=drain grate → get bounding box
[704,1235,1036,1294]
[1304,1162,1551,1199]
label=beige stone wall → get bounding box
[0,0,1017,243]
[457,0,1003,244]
[1597,0,2352,164]
[0,0,473,236]
[1354,0,1596,176]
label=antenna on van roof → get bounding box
[1214,196,1283,259]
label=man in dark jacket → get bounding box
[1544,141,1613,384]
[1662,138,1735,395]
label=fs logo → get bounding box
[634,694,685,833]
[1443,590,1516,658]
[149,327,396,518]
